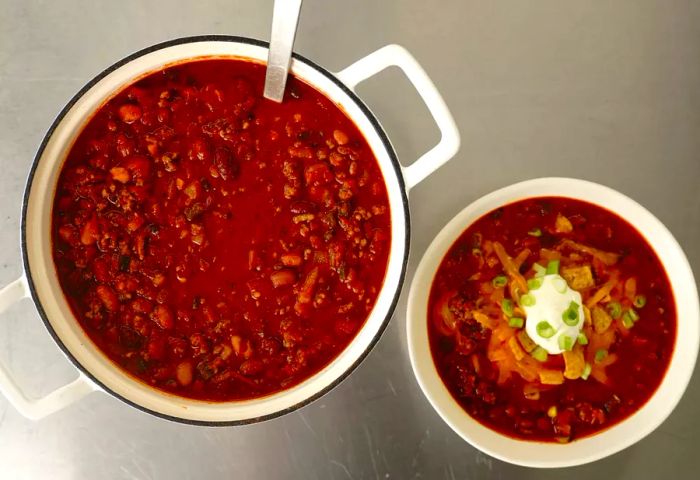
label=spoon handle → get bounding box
[264,0,303,102]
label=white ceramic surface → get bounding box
[407,177,699,468]
[0,37,460,422]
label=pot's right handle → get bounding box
[336,44,460,191]
[0,276,96,420]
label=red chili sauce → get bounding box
[52,59,391,401]
[428,197,675,442]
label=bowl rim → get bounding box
[21,35,411,425]
[406,176,699,467]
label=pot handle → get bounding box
[336,44,460,191]
[0,275,96,420]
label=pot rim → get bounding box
[21,35,411,426]
[406,177,699,467]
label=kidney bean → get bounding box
[280,253,302,266]
[118,104,142,124]
[304,163,333,187]
[96,285,119,311]
[270,269,297,288]
[80,217,99,245]
[239,359,264,376]
[175,361,193,386]
[151,305,174,330]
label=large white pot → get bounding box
[0,36,460,424]
[407,177,699,467]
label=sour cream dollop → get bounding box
[523,273,584,354]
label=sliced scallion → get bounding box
[633,295,647,308]
[621,313,634,329]
[552,276,568,293]
[520,293,536,307]
[528,228,542,237]
[492,275,508,288]
[558,335,574,351]
[628,308,640,322]
[581,362,592,380]
[577,332,588,345]
[533,263,546,278]
[594,349,608,364]
[562,301,580,326]
[508,317,524,329]
[606,301,622,319]
[527,277,543,291]
[532,347,548,362]
[501,299,514,317]
[546,259,560,275]
[536,320,556,339]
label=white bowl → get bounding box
[406,177,699,468]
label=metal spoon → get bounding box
[263,0,303,102]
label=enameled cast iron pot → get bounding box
[0,36,460,424]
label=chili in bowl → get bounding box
[407,177,699,467]
[0,36,460,423]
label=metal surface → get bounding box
[0,0,698,478]
[264,0,303,102]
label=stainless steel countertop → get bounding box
[1,1,699,478]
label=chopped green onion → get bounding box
[520,293,536,307]
[528,228,542,237]
[536,321,556,339]
[594,349,608,364]
[633,295,647,308]
[562,301,580,326]
[621,313,634,329]
[508,317,524,328]
[552,277,568,293]
[577,332,588,345]
[501,299,514,317]
[628,308,640,322]
[606,301,622,319]
[546,259,560,275]
[512,285,522,299]
[581,363,592,380]
[533,263,546,277]
[558,335,574,351]
[492,275,508,288]
[562,309,578,326]
[527,277,543,291]
[532,347,548,362]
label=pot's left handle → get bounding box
[0,275,97,420]
[336,44,460,191]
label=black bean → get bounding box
[118,255,130,272]
[119,326,144,350]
